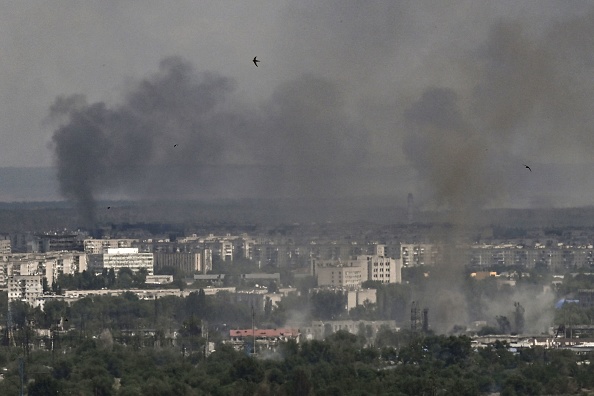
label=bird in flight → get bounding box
[253,56,260,67]
[524,164,532,172]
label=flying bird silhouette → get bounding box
[253,56,260,67]
[524,164,532,172]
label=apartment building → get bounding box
[153,252,201,274]
[400,243,440,267]
[8,275,43,304]
[88,247,153,275]
[0,234,10,254]
[84,238,136,254]
[315,253,401,288]
[0,251,87,287]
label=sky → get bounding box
[3,1,594,213]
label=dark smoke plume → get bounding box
[50,57,366,226]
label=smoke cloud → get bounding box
[50,57,367,226]
[49,6,594,225]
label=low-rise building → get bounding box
[305,320,399,340]
[228,328,300,352]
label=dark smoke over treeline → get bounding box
[50,58,367,226]
[50,7,594,226]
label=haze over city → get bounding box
[1,1,594,216]
[5,3,594,394]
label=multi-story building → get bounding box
[305,320,398,341]
[347,288,376,310]
[219,240,234,261]
[0,234,10,254]
[8,275,43,304]
[201,248,213,273]
[37,234,84,253]
[0,251,87,287]
[362,255,402,284]
[400,243,440,267]
[314,253,401,288]
[316,264,367,289]
[88,248,153,275]
[466,244,594,271]
[84,238,136,254]
[153,252,201,274]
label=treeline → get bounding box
[0,331,592,395]
[56,268,150,291]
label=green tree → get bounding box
[28,376,61,396]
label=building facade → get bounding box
[8,275,43,304]
[89,248,154,275]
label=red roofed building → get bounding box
[228,328,300,352]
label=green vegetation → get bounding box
[0,331,591,395]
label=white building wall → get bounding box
[89,248,154,275]
[8,275,43,303]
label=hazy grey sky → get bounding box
[3,1,594,209]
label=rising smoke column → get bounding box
[50,57,367,226]
[50,57,241,226]
[400,21,570,332]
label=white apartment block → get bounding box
[400,243,440,267]
[316,265,367,289]
[8,275,43,304]
[84,238,136,254]
[0,252,87,287]
[315,254,401,288]
[362,255,402,284]
[347,288,377,310]
[89,247,154,275]
[219,240,234,261]
[0,235,10,255]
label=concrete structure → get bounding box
[89,247,153,275]
[315,254,401,288]
[347,288,377,311]
[0,251,87,287]
[37,234,83,253]
[84,238,136,254]
[201,248,213,273]
[400,243,440,267]
[305,320,399,340]
[0,234,10,254]
[153,252,201,274]
[240,273,281,282]
[317,264,367,289]
[145,275,174,285]
[228,328,300,352]
[363,255,401,284]
[467,243,594,271]
[8,275,43,304]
